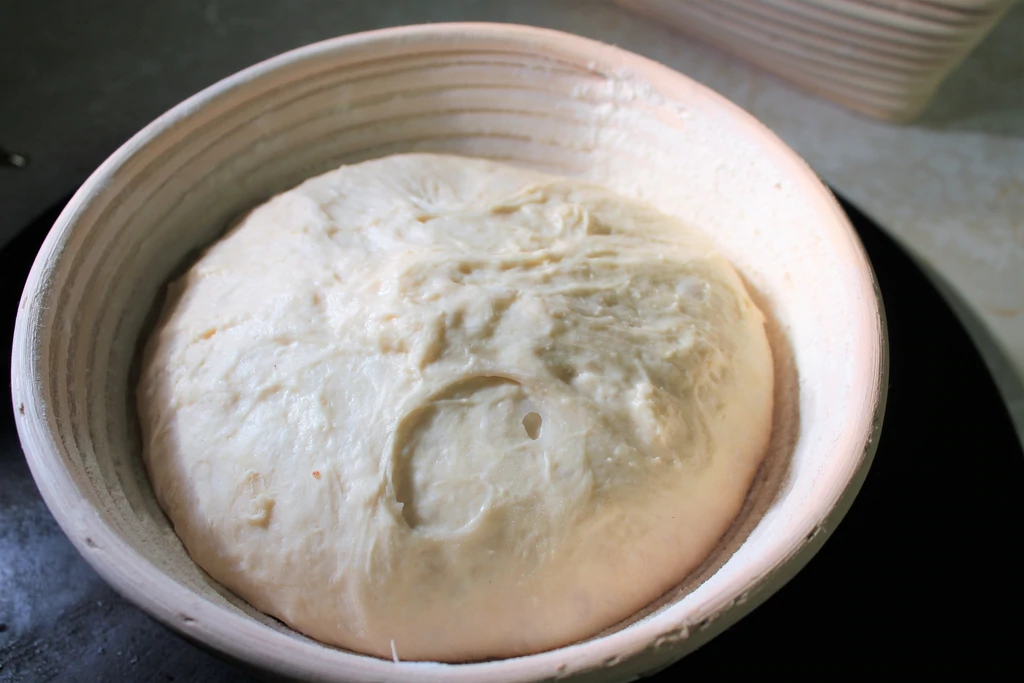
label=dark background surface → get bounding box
[2,189,1022,681]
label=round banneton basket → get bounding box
[12,23,886,683]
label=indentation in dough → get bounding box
[522,412,542,440]
[247,494,275,527]
[240,470,274,527]
[393,376,544,533]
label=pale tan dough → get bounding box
[137,153,774,662]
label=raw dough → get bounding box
[137,153,774,662]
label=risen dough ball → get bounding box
[138,153,773,662]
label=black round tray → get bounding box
[1,192,1021,681]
